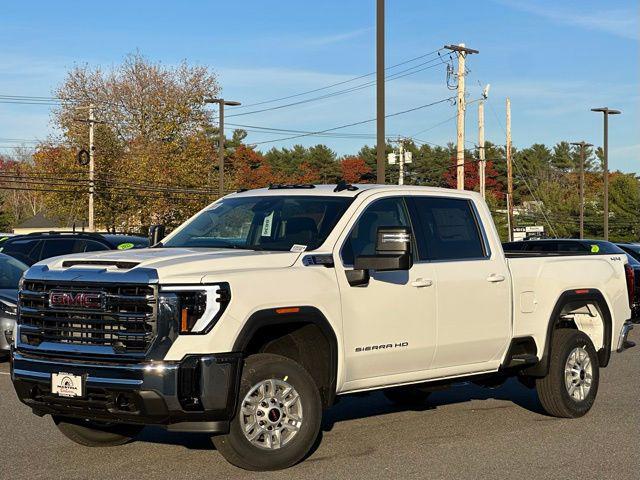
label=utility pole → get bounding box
[591,107,621,241]
[205,98,241,197]
[478,100,486,198]
[376,0,385,184]
[387,138,411,185]
[506,97,514,241]
[444,43,479,190]
[571,141,593,239]
[88,103,95,232]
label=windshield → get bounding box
[163,196,353,251]
[0,254,27,289]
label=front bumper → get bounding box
[11,351,242,433]
[617,321,635,352]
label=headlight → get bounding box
[0,299,17,317]
[159,283,230,334]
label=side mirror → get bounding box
[149,224,166,246]
[347,227,413,286]
[354,226,413,272]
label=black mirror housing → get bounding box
[354,226,413,272]
[149,224,166,245]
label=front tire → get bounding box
[212,353,322,471]
[53,416,143,447]
[536,329,599,418]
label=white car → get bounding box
[12,184,635,470]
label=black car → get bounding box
[503,238,640,321]
[0,232,149,266]
[617,243,640,262]
[0,253,28,358]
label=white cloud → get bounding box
[302,28,372,47]
[495,0,639,40]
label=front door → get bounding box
[335,196,438,384]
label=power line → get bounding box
[233,48,447,109]
[227,54,449,118]
[247,96,455,147]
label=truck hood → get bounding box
[30,248,302,284]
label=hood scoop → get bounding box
[61,259,140,269]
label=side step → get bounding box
[504,353,539,369]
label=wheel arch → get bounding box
[233,306,339,408]
[525,289,612,377]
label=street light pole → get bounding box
[591,107,621,241]
[570,141,593,239]
[205,98,241,197]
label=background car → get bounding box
[0,253,28,359]
[0,231,149,266]
[616,243,640,262]
[503,238,640,321]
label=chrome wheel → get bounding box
[564,347,593,402]
[239,378,303,450]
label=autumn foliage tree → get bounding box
[340,156,371,183]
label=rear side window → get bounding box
[0,239,42,266]
[82,240,111,252]
[40,239,83,260]
[411,197,487,261]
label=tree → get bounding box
[340,156,371,183]
[230,146,274,189]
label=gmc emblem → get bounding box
[49,291,104,310]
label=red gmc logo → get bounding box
[49,291,104,309]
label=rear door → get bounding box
[409,195,511,369]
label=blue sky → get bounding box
[0,0,638,172]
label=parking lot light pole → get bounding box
[590,107,621,241]
[205,98,241,197]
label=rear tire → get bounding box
[536,329,599,418]
[212,353,322,471]
[53,416,143,447]
[384,385,431,406]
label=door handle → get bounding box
[487,274,506,283]
[411,278,433,288]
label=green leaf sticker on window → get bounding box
[590,244,600,253]
[117,242,135,250]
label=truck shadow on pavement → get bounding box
[321,378,544,432]
[134,378,542,449]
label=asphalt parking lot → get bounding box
[1,332,638,480]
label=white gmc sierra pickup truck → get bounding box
[10,184,635,470]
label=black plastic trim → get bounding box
[233,306,339,407]
[524,289,613,377]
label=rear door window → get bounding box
[81,240,111,252]
[39,239,83,261]
[410,197,487,261]
[0,239,43,266]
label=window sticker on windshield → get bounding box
[0,236,7,242]
[290,244,307,253]
[261,211,274,237]
[117,242,135,250]
[590,244,600,253]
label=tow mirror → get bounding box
[348,226,413,287]
[149,224,166,245]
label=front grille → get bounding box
[19,281,157,354]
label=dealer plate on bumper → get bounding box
[51,372,84,398]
